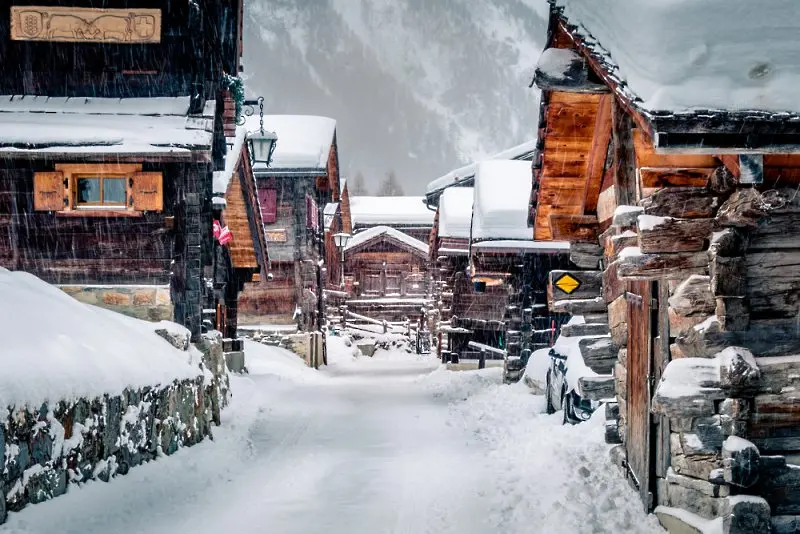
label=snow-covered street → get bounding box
[1,339,662,534]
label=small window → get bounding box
[76,176,127,208]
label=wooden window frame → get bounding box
[36,164,163,217]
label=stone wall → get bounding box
[0,333,229,524]
[59,285,172,322]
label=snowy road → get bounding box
[2,340,663,534]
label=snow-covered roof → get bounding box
[247,114,336,173]
[438,187,473,239]
[471,160,534,241]
[555,0,800,114]
[0,269,203,413]
[213,126,248,195]
[345,225,429,255]
[426,140,536,195]
[0,95,212,156]
[350,196,435,227]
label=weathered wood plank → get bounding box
[577,375,616,400]
[675,317,800,358]
[668,275,714,316]
[640,188,719,219]
[583,94,613,212]
[716,188,768,228]
[637,215,715,253]
[549,214,599,243]
[569,242,603,269]
[561,322,610,337]
[639,167,712,189]
[579,336,617,374]
[551,296,606,314]
[615,250,709,280]
[612,106,636,207]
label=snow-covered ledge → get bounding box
[0,270,224,524]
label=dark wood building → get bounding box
[238,115,339,329]
[342,225,431,322]
[0,0,247,340]
[532,2,800,531]
[447,161,572,362]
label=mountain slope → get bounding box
[244,0,549,193]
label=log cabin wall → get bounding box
[600,128,800,527]
[0,159,211,328]
[0,0,241,100]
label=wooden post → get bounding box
[612,99,637,207]
[478,349,486,370]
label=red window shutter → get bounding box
[259,188,277,224]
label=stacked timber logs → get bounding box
[606,179,800,532]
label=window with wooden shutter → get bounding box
[259,188,277,224]
[33,171,66,211]
[130,172,163,212]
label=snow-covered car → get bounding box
[544,347,600,424]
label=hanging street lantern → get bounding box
[244,96,278,166]
[333,232,352,288]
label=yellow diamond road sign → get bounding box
[555,273,581,295]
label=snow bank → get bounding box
[247,114,336,171]
[0,269,202,412]
[244,339,324,384]
[438,187,474,239]
[557,0,800,113]
[350,196,435,227]
[346,225,429,254]
[471,160,533,241]
[442,374,665,534]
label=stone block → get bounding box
[357,342,377,357]
[26,467,67,505]
[154,328,190,351]
[225,351,246,373]
[132,290,156,306]
[103,291,133,306]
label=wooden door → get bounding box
[384,272,402,295]
[625,280,654,511]
[362,272,382,295]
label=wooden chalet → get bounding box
[238,115,339,330]
[0,0,247,340]
[210,127,269,339]
[349,195,434,242]
[532,1,800,531]
[447,160,572,364]
[341,225,430,322]
[429,186,473,323]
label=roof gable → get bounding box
[345,226,429,258]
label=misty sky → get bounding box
[243,0,548,195]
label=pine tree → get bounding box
[376,171,404,196]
